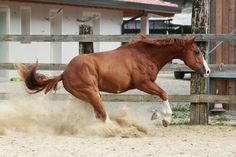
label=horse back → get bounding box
[63,50,135,93]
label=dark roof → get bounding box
[10,0,181,17]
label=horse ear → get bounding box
[140,33,146,40]
[191,36,196,42]
[186,36,196,44]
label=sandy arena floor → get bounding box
[0,74,236,157]
[0,126,236,157]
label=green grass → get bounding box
[172,106,188,112]
[171,105,190,125]
[172,112,178,119]
[215,115,229,122]
[211,115,230,125]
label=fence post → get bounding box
[190,0,209,125]
[79,24,94,54]
[141,13,149,35]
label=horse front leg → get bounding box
[151,100,172,127]
[137,82,172,127]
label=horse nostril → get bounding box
[206,70,210,74]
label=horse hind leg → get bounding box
[65,85,108,121]
[83,91,108,121]
[84,91,118,131]
[84,92,118,127]
[86,91,110,122]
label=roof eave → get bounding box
[8,0,181,15]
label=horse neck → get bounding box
[148,45,184,70]
[121,40,185,70]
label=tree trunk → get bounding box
[190,0,209,125]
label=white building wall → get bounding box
[61,7,83,63]
[8,2,51,64]
[0,1,122,79]
[98,10,122,52]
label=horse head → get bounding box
[182,36,211,77]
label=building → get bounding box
[0,0,181,78]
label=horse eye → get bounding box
[194,51,200,55]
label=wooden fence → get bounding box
[0,34,236,124]
[0,93,236,104]
[1,34,236,42]
[1,62,236,72]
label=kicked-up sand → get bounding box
[0,94,236,157]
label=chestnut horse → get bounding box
[16,36,210,127]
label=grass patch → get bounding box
[172,112,178,119]
[215,115,229,122]
[171,105,190,125]
[172,106,188,112]
[211,115,230,125]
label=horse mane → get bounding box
[119,36,186,49]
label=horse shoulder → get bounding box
[130,55,158,83]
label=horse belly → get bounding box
[98,74,132,93]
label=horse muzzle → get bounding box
[203,59,211,77]
[200,61,211,78]
[203,69,211,77]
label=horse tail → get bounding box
[15,61,63,94]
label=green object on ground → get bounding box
[10,77,21,81]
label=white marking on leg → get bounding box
[105,112,111,124]
[105,112,118,130]
[161,100,173,115]
[160,100,172,124]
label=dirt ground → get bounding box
[0,125,236,157]
[0,74,236,157]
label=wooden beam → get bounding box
[1,34,236,42]
[0,93,235,103]
[210,72,236,79]
[0,63,67,70]
[1,63,236,73]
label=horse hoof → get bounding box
[151,112,158,120]
[162,119,169,127]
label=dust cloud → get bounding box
[0,94,148,137]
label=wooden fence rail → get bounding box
[1,63,236,72]
[1,34,236,42]
[0,93,236,104]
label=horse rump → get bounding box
[15,61,62,94]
